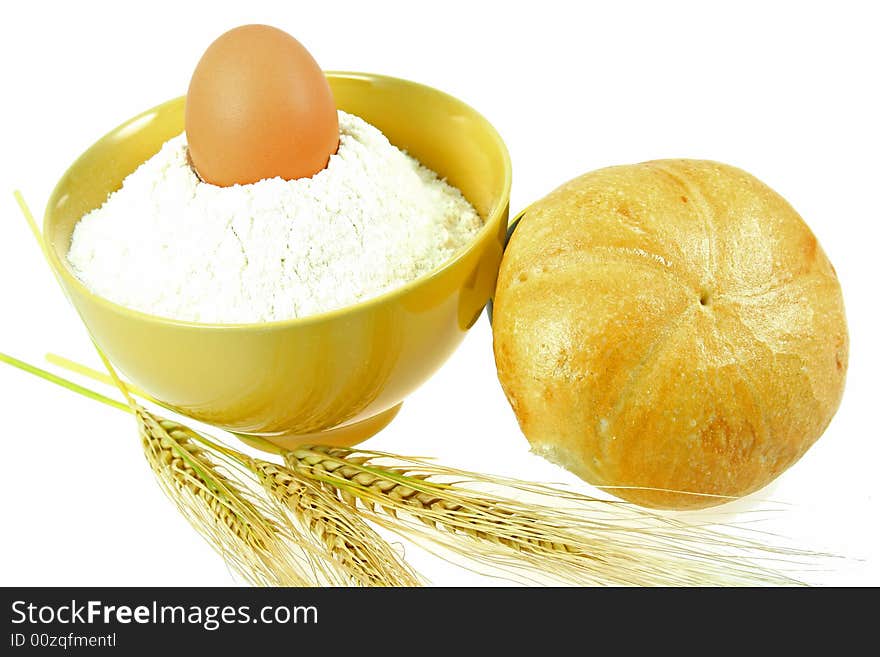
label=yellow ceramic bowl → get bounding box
[43,72,511,450]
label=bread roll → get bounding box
[493,160,848,509]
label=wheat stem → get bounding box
[0,351,130,413]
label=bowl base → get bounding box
[233,403,403,454]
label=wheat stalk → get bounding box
[4,348,825,586]
[1,349,419,586]
[286,445,816,586]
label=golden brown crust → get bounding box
[493,160,848,509]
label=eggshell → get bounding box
[185,24,339,186]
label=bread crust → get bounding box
[493,160,848,509]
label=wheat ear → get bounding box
[135,407,327,586]
[249,458,421,586]
[287,446,815,586]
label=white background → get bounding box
[1,0,877,586]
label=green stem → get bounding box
[4,347,280,467]
[0,351,131,414]
[0,350,259,486]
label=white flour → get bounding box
[67,111,481,323]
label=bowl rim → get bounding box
[44,71,512,332]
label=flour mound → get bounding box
[67,111,482,323]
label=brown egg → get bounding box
[185,24,339,186]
